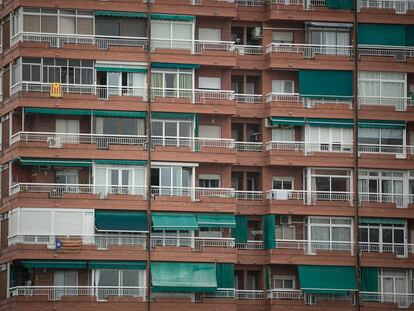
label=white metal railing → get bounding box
[358,44,414,61]
[359,192,410,207]
[360,292,414,308]
[10,183,146,197]
[358,96,414,111]
[359,242,406,256]
[150,186,234,200]
[234,190,263,200]
[234,141,263,152]
[9,286,146,301]
[266,141,305,152]
[266,43,352,58]
[11,132,147,148]
[194,40,235,54]
[235,290,265,299]
[11,32,148,49]
[234,93,263,104]
[267,289,304,300]
[358,143,413,155]
[194,89,235,102]
[358,0,414,12]
[266,92,353,108]
[266,190,353,203]
[235,0,264,5]
[234,45,263,55]
[150,236,235,250]
[236,240,264,249]
[7,234,147,249]
[192,0,236,4]
[151,38,236,54]
[11,82,146,99]
[151,136,235,150]
[202,288,236,299]
[276,239,354,253]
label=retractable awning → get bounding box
[360,218,406,225]
[299,70,353,98]
[94,160,147,166]
[93,110,147,118]
[89,261,146,270]
[95,210,148,232]
[151,262,217,292]
[21,260,88,269]
[270,117,306,126]
[95,11,148,18]
[358,120,406,129]
[307,118,354,128]
[196,214,236,228]
[298,265,357,294]
[19,158,92,167]
[358,24,406,46]
[24,107,91,116]
[152,213,199,231]
[151,14,195,21]
[151,62,200,69]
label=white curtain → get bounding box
[311,226,329,241]
[94,166,108,196]
[332,227,351,242]
[133,167,146,195]
[137,119,145,136]
[95,118,104,134]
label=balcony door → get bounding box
[56,119,80,143]
[151,166,193,196]
[107,72,122,96]
[54,270,78,299]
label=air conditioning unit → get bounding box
[280,215,292,226]
[47,136,62,148]
[252,27,262,39]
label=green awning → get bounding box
[361,267,379,292]
[358,24,406,46]
[216,263,234,289]
[233,215,248,243]
[152,213,199,231]
[358,120,405,129]
[196,214,236,228]
[94,160,147,166]
[151,14,195,21]
[151,262,217,292]
[263,215,276,250]
[25,107,91,116]
[151,62,200,69]
[95,11,148,18]
[360,218,406,225]
[298,265,357,294]
[307,118,354,128]
[21,260,87,269]
[89,261,146,270]
[93,110,147,118]
[152,112,196,120]
[95,67,147,73]
[270,117,306,126]
[299,70,353,98]
[95,210,148,232]
[19,158,92,167]
[325,0,354,10]
[407,26,414,46]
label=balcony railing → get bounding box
[266,190,353,203]
[359,242,407,257]
[11,132,147,148]
[151,88,235,103]
[150,186,235,200]
[358,143,413,155]
[235,0,264,6]
[234,190,264,200]
[359,96,414,111]
[276,239,354,254]
[234,44,263,55]
[8,234,147,249]
[235,240,264,249]
[234,93,263,104]
[357,0,414,12]
[202,288,265,300]
[11,82,146,99]
[151,136,235,150]
[10,183,146,197]
[11,32,148,49]
[360,292,414,308]
[266,43,353,58]
[234,141,264,152]
[359,192,413,207]
[266,141,353,153]
[267,289,304,300]
[9,286,146,301]
[266,93,353,108]
[150,236,235,250]
[358,44,414,61]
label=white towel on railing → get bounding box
[275,190,289,200]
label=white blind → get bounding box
[8,209,19,237]
[198,28,221,41]
[151,22,170,38]
[199,125,221,138]
[54,210,83,235]
[21,210,52,235]
[199,77,221,90]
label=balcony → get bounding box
[150,236,235,250]
[151,39,235,54]
[268,289,356,305]
[359,96,414,111]
[360,292,414,308]
[358,45,414,62]
[234,93,263,104]
[358,241,411,257]
[9,286,146,302]
[266,140,354,154]
[359,192,414,208]
[275,239,354,254]
[266,93,353,109]
[266,43,353,59]
[358,0,414,14]
[11,32,148,50]
[202,288,265,299]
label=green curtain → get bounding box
[360,267,378,292]
[358,24,406,46]
[326,0,354,10]
[216,263,234,288]
[299,70,353,98]
[233,215,248,243]
[264,215,276,250]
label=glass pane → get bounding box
[165,122,177,137]
[152,122,163,136]
[151,22,171,38]
[311,226,329,241]
[360,228,368,242]
[98,269,119,287]
[369,228,379,242]
[122,170,130,186]
[103,118,119,134]
[160,167,172,187]
[394,229,404,244]
[332,227,351,242]
[383,228,393,243]
[110,170,119,186]
[122,270,139,287]
[165,73,177,89]
[172,23,192,40]
[60,16,76,34]
[77,18,93,35]
[41,16,58,33]
[23,15,40,32]
[179,123,191,137]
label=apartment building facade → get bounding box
[0,0,413,310]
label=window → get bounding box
[198,28,221,41]
[151,119,193,147]
[11,59,21,86]
[152,69,193,98]
[379,269,408,296]
[54,271,78,299]
[358,128,404,147]
[11,9,21,37]
[151,165,193,196]
[272,275,295,289]
[151,20,193,50]
[276,225,296,240]
[310,29,350,46]
[272,31,294,43]
[359,223,406,255]
[358,71,406,100]
[199,174,221,188]
[272,127,295,142]
[95,269,145,300]
[199,77,221,90]
[272,177,293,190]
[308,168,352,195]
[55,169,78,184]
[56,119,79,134]
[306,126,353,152]
[305,217,353,251]
[152,230,192,247]
[272,80,294,94]
[95,117,145,136]
[96,17,145,37]
[199,125,221,138]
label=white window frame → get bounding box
[305,168,352,195]
[272,176,294,190]
[151,20,195,52]
[151,118,194,147]
[271,31,294,43]
[199,174,221,188]
[275,225,296,240]
[151,165,194,196]
[272,275,296,289]
[272,127,295,142]
[271,80,294,94]
[305,126,353,152]
[151,68,194,99]
[358,127,405,148]
[358,71,407,99]
[359,223,406,255]
[378,269,409,300]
